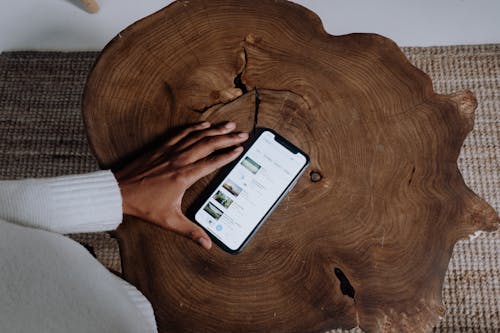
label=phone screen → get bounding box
[194,130,309,252]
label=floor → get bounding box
[0,0,499,52]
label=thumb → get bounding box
[175,214,213,250]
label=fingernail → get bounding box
[234,146,244,153]
[197,237,212,250]
[238,132,248,139]
[200,121,210,127]
[224,122,235,129]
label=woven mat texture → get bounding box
[0,45,498,332]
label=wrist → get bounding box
[118,180,158,224]
[117,180,136,217]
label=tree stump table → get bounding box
[82,1,500,332]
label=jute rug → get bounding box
[0,45,498,332]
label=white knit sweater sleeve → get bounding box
[0,170,122,233]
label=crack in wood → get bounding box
[408,166,416,185]
[192,101,224,113]
[253,87,260,135]
[192,46,249,114]
[234,47,248,93]
[233,72,248,94]
[334,267,356,299]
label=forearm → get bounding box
[0,170,122,233]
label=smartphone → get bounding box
[191,128,310,254]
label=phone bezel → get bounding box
[187,127,310,254]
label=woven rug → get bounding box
[0,45,498,332]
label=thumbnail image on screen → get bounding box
[213,190,233,208]
[203,202,223,220]
[241,156,261,174]
[222,179,242,197]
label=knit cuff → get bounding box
[0,171,123,234]
[45,171,123,233]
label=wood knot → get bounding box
[310,171,322,182]
[245,33,261,44]
[448,90,477,125]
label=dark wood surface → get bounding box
[82,1,500,332]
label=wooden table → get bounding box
[82,1,500,332]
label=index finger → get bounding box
[181,146,244,187]
[175,132,248,166]
[165,121,211,147]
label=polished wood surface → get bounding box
[82,1,499,332]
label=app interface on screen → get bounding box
[195,131,307,250]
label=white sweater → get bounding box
[0,171,157,333]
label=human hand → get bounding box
[114,121,248,250]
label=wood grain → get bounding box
[82,1,500,332]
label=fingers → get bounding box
[182,146,244,186]
[176,132,248,167]
[173,214,213,250]
[165,121,211,147]
[173,121,238,152]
